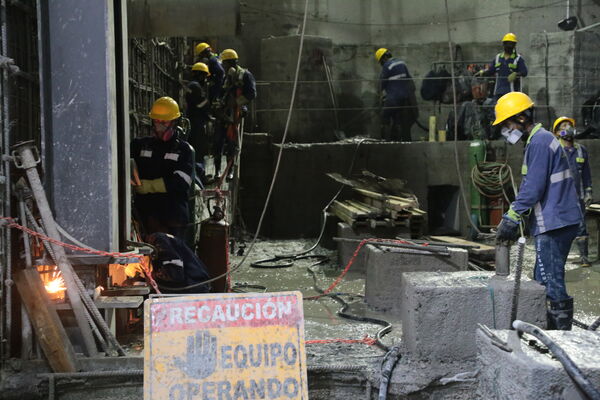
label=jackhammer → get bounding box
[495,236,526,328]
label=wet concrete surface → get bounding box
[228,234,599,364]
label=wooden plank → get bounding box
[429,236,495,259]
[14,268,77,372]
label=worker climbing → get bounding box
[553,116,593,267]
[213,48,256,180]
[493,92,582,330]
[186,62,212,165]
[131,97,195,239]
[195,42,225,102]
[477,33,528,100]
[375,47,418,142]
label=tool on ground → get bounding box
[197,192,230,292]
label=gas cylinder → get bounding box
[197,199,230,293]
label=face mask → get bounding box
[501,127,523,144]
[153,121,175,142]
[558,127,575,141]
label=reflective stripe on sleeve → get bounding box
[387,60,405,69]
[164,153,180,161]
[549,139,560,153]
[163,259,184,268]
[388,73,407,80]
[174,170,192,186]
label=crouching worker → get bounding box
[146,232,211,294]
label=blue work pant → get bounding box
[533,224,578,302]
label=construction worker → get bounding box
[146,232,211,294]
[478,33,528,100]
[213,48,256,180]
[131,97,194,239]
[493,92,582,330]
[195,42,225,102]
[553,116,593,267]
[186,62,211,163]
[375,48,418,142]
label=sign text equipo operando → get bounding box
[151,295,300,332]
[169,377,301,400]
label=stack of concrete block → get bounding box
[477,329,600,399]
[364,245,468,313]
[400,271,546,361]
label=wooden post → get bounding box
[14,269,77,372]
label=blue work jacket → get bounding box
[488,51,528,97]
[380,58,412,102]
[512,124,582,236]
[207,54,225,101]
[564,142,592,201]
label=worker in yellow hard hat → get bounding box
[477,33,528,100]
[552,116,593,267]
[374,48,418,142]
[212,49,256,181]
[493,92,581,330]
[131,97,194,239]
[186,62,212,165]
[194,42,225,102]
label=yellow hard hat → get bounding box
[492,92,534,126]
[194,42,210,56]
[220,49,238,61]
[149,97,181,121]
[191,62,210,75]
[375,48,388,62]
[553,116,575,132]
[502,33,517,43]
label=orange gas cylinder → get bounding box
[197,202,230,293]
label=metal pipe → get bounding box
[494,242,510,276]
[12,142,97,356]
[1,0,12,362]
[333,237,450,255]
[510,237,526,327]
[18,197,33,359]
[513,320,600,400]
[24,203,125,356]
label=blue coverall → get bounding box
[131,133,194,239]
[564,143,592,238]
[205,54,225,102]
[146,232,211,294]
[510,124,582,302]
[487,51,528,99]
[186,79,211,161]
[379,58,417,141]
[214,65,257,169]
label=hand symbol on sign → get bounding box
[174,331,217,379]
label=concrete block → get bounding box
[477,329,600,399]
[337,222,409,273]
[364,245,468,312]
[400,271,546,361]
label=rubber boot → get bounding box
[576,237,591,267]
[547,298,574,330]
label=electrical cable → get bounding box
[171,0,311,290]
[444,0,481,236]
[513,320,600,400]
[471,162,512,198]
[305,261,391,351]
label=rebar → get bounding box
[510,237,526,327]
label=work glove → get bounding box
[496,208,521,243]
[474,70,485,77]
[507,72,518,83]
[135,178,167,195]
[584,188,593,208]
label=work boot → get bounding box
[576,237,591,267]
[547,298,574,331]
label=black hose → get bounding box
[513,320,600,400]
[306,262,392,351]
[589,316,600,331]
[378,346,402,400]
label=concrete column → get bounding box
[38,0,121,251]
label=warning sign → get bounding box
[144,291,308,400]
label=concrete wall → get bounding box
[241,137,600,238]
